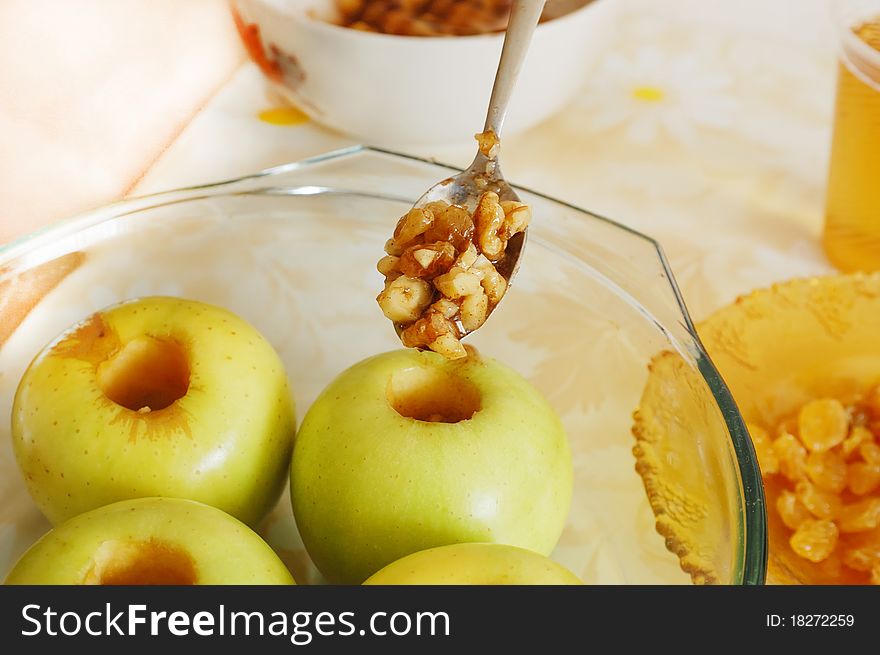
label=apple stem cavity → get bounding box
[386,366,481,423]
[81,538,198,585]
[96,336,190,412]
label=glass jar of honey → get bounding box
[823,0,880,272]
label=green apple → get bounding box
[291,348,572,584]
[364,543,582,585]
[4,497,294,584]
[12,296,295,527]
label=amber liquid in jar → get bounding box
[824,17,880,271]
[823,18,880,272]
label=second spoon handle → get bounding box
[482,0,546,138]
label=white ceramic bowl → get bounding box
[231,0,615,146]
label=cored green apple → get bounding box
[11,296,295,527]
[364,543,582,585]
[4,497,294,585]
[291,348,572,584]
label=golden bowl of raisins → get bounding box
[637,273,880,585]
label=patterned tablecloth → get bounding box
[0,0,847,582]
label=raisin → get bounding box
[773,433,807,481]
[424,204,475,252]
[859,442,880,466]
[838,498,880,533]
[776,490,811,530]
[847,462,880,495]
[806,449,847,493]
[391,207,433,251]
[798,398,849,452]
[747,423,779,475]
[398,241,456,279]
[842,543,880,572]
[795,480,842,520]
[843,425,874,458]
[864,385,880,420]
[789,519,839,563]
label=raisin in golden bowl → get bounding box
[635,273,880,584]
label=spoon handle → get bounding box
[482,0,546,139]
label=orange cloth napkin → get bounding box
[0,0,244,245]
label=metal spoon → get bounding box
[411,0,544,331]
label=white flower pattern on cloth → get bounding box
[505,10,834,325]
[578,46,738,145]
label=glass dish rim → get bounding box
[0,144,767,584]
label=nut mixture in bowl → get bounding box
[329,0,592,35]
[334,0,514,35]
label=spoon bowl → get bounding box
[415,149,528,289]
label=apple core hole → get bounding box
[82,539,197,585]
[387,366,481,423]
[97,336,190,411]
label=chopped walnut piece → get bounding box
[401,309,458,348]
[384,238,402,257]
[456,242,478,270]
[475,130,500,158]
[376,189,529,359]
[473,191,507,261]
[434,266,483,299]
[333,0,517,37]
[377,255,400,278]
[399,241,456,279]
[473,255,507,305]
[428,332,468,359]
[500,200,532,237]
[431,298,460,319]
[376,275,432,324]
[460,290,489,332]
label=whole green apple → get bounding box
[291,348,572,584]
[12,296,295,527]
[364,543,582,585]
[4,497,295,584]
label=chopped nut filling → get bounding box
[332,0,516,36]
[475,130,500,159]
[376,190,530,359]
[750,387,880,583]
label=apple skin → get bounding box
[11,296,295,527]
[291,348,572,584]
[364,543,582,585]
[4,497,295,585]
